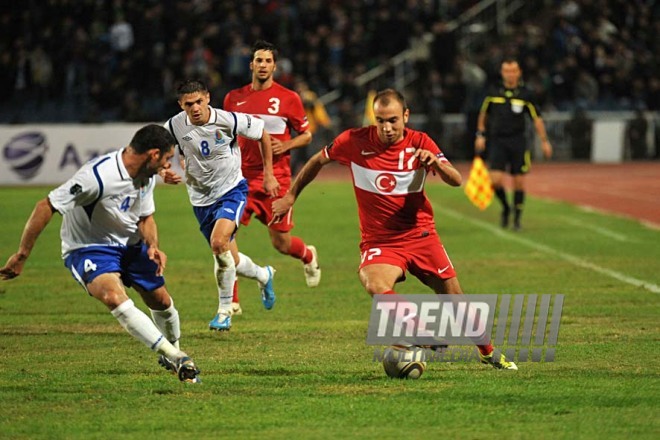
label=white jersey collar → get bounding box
[115,148,131,181]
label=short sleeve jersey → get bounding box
[479,84,541,138]
[224,82,309,180]
[166,107,264,206]
[48,149,156,258]
[324,126,451,244]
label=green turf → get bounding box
[0,183,658,439]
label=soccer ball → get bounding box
[382,345,427,379]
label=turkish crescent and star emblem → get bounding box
[375,173,396,193]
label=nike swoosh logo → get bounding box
[361,150,377,156]
[437,265,451,274]
[236,101,247,106]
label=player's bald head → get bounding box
[373,89,408,114]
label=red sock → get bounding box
[382,290,397,295]
[477,343,493,356]
[232,281,239,302]
[289,236,313,264]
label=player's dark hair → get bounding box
[373,88,408,112]
[251,39,278,61]
[176,79,208,98]
[130,124,175,156]
[501,57,520,66]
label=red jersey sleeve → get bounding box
[286,92,310,134]
[323,129,356,166]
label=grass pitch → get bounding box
[0,182,658,439]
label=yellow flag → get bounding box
[362,89,377,126]
[464,157,493,210]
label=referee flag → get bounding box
[362,90,377,126]
[464,157,493,210]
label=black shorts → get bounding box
[488,135,530,175]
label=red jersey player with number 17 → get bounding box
[272,89,518,371]
[224,40,321,314]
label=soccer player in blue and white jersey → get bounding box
[0,125,201,383]
[162,79,279,332]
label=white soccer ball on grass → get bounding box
[382,345,427,379]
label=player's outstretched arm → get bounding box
[414,149,462,187]
[271,131,312,155]
[0,198,56,280]
[259,130,280,197]
[270,150,331,224]
[138,215,167,276]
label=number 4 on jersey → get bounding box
[120,196,131,212]
[84,259,97,273]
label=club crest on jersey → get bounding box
[69,183,82,195]
[375,173,397,193]
[215,130,226,146]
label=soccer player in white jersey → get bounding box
[0,125,201,383]
[163,79,279,332]
[273,89,518,370]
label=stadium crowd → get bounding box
[0,0,657,124]
[412,0,659,115]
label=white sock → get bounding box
[111,299,182,360]
[214,251,236,314]
[236,252,269,284]
[150,300,181,349]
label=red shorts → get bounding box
[359,231,456,280]
[240,177,293,233]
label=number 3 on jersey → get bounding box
[268,98,280,114]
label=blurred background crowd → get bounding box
[1,0,658,144]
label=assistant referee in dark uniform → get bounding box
[474,58,552,230]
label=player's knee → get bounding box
[363,280,391,297]
[210,238,230,255]
[439,277,463,295]
[95,289,129,310]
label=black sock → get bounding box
[514,190,525,223]
[495,187,509,212]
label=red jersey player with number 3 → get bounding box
[272,89,518,371]
[224,40,321,315]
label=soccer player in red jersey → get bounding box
[224,40,321,314]
[272,89,518,370]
